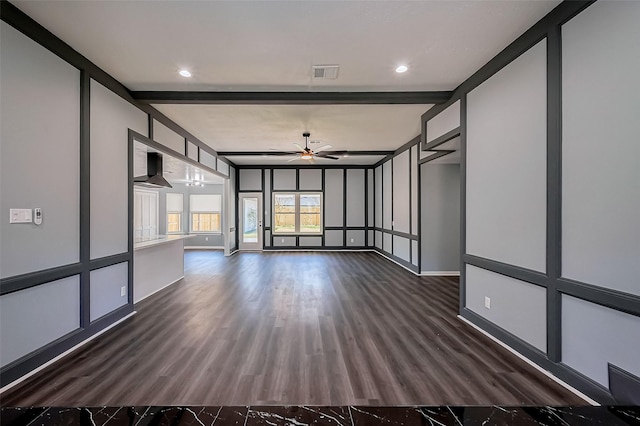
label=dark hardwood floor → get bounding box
[1,251,585,406]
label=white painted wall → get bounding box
[426,100,460,143]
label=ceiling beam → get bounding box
[218,150,393,157]
[131,91,452,105]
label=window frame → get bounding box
[272,191,323,235]
[166,193,184,234]
[189,194,222,234]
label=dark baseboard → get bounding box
[0,304,134,388]
[460,308,616,404]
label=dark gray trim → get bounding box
[147,114,154,141]
[0,1,219,162]
[608,363,640,405]
[461,307,616,404]
[373,228,418,242]
[260,166,265,250]
[0,304,134,387]
[373,248,419,274]
[364,167,369,247]
[0,263,82,296]
[79,71,91,328]
[264,246,369,251]
[464,254,548,288]
[127,131,135,306]
[131,91,452,105]
[342,169,347,246]
[129,131,226,181]
[270,169,274,247]
[422,127,461,151]
[390,157,393,255]
[454,0,625,404]
[0,1,132,105]
[321,169,326,246]
[546,24,562,363]
[445,1,595,105]
[417,151,422,272]
[89,253,130,271]
[218,150,393,157]
[459,95,467,314]
[236,164,370,170]
[418,150,456,165]
[325,226,367,231]
[374,135,421,167]
[557,278,640,317]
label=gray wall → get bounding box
[466,265,546,351]
[0,276,80,368]
[0,13,231,385]
[420,164,460,273]
[91,79,148,260]
[90,262,128,322]
[1,22,80,278]
[372,142,421,271]
[457,0,640,401]
[237,167,371,249]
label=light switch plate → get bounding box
[484,296,491,309]
[10,208,33,224]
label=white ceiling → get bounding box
[13,0,561,165]
[151,104,430,152]
[225,154,387,167]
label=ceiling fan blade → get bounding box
[293,143,305,151]
[316,154,340,160]
[314,144,332,153]
[287,155,300,162]
[308,157,315,164]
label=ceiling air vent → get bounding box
[312,65,340,80]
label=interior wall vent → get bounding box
[312,65,340,80]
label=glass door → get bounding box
[239,193,262,250]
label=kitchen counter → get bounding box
[133,235,195,303]
[134,234,195,250]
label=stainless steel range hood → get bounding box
[134,152,173,188]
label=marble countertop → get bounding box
[134,234,196,251]
[2,406,639,425]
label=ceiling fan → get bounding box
[267,132,339,162]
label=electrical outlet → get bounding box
[205,237,209,241]
[121,286,127,297]
[281,238,285,243]
[484,296,491,309]
[350,238,354,243]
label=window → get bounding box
[273,192,322,234]
[190,194,222,233]
[166,193,183,233]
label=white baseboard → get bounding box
[184,246,224,250]
[0,311,137,395]
[457,315,599,406]
[134,276,184,304]
[420,271,460,276]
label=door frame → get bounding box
[238,192,263,251]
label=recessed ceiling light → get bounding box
[395,65,408,73]
[179,69,192,78]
